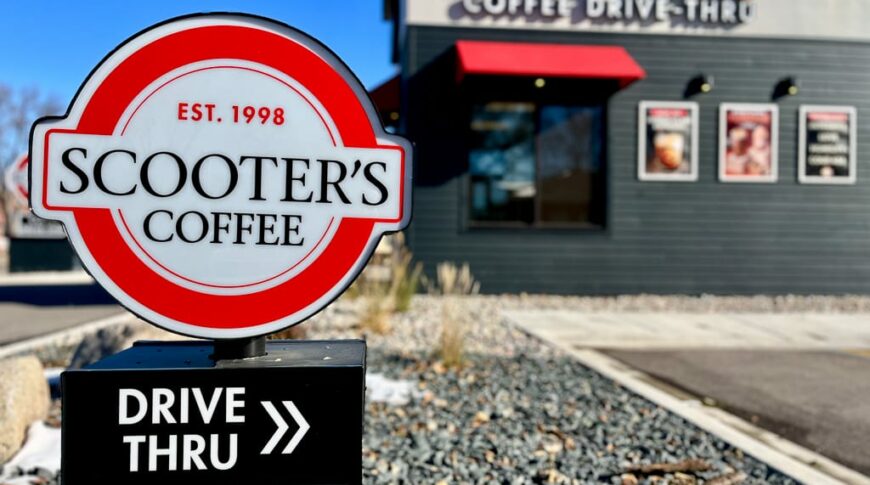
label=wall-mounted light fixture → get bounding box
[772,76,800,100]
[534,77,546,89]
[684,74,714,98]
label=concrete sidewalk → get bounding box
[505,309,870,482]
[504,310,870,349]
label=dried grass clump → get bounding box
[343,279,361,300]
[351,233,422,335]
[391,249,423,313]
[426,262,480,368]
[268,325,308,340]
[359,281,392,335]
[438,298,466,368]
[427,262,480,296]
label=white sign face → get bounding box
[4,155,66,239]
[29,15,412,339]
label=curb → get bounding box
[0,312,133,361]
[512,320,870,485]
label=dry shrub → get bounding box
[344,233,424,333]
[342,279,361,300]
[269,324,308,340]
[359,281,392,335]
[427,262,480,296]
[351,233,421,327]
[427,262,480,368]
[438,298,466,368]
[391,249,423,313]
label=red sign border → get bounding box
[28,13,412,339]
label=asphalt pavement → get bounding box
[506,309,870,478]
[605,349,870,475]
[0,302,122,345]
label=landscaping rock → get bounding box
[68,323,184,369]
[68,325,136,369]
[0,356,49,464]
[304,295,799,483]
[12,293,827,483]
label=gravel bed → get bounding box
[0,465,58,485]
[3,294,817,484]
[303,295,799,484]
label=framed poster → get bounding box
[798,105,857,184]
[719,103,778,183]
[638,101,699,182]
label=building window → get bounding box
[469,101,605,227]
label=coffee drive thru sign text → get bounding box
[62,340,366,484]
[29,14,412,339]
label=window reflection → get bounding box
[469,102,536,224]
[469,101,605,227]
[538,106,604,224]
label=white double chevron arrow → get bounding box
[261,401,310,455]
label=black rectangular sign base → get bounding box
[61,339,365,485]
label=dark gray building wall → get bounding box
[403,26,870,295]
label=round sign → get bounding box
[29,14,412,339]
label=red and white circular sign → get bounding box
[29,14,412,339]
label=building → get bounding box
[374,0,870,294]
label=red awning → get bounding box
[369,74,400,115]
[455,41,646,88]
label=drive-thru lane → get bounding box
[507,309,870,483]
[606,349,870,476]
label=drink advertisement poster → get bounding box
[799,105,857,184]
[719,103,778,183]
[638,101,698,182]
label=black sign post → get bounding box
[62,340,365,484]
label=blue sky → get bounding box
[0,0,396,103]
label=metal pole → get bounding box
[212,336,267,360]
